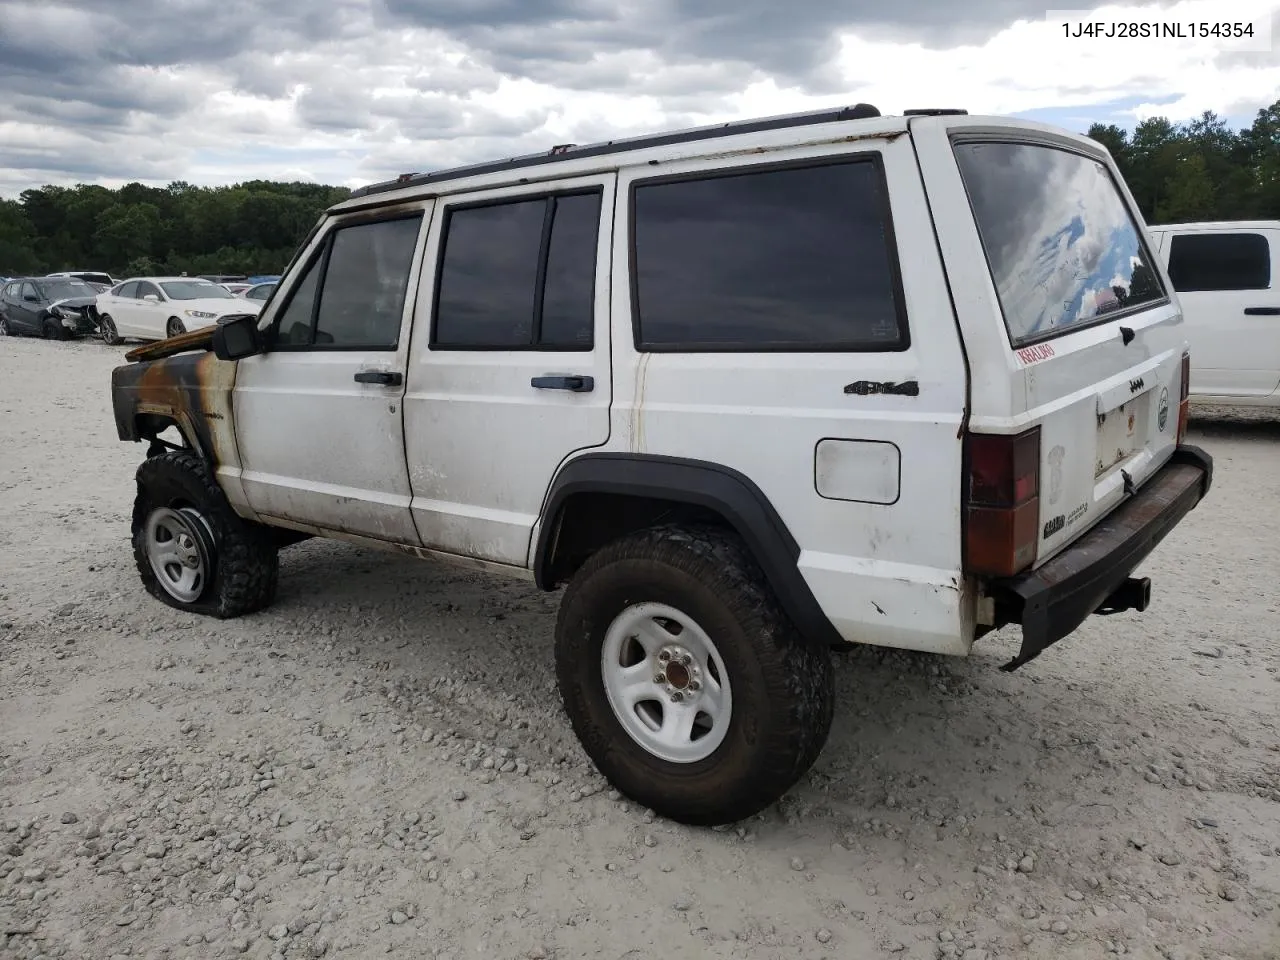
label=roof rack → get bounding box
[348,102,883,200]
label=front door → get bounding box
[401,176,615,566]
[232,200,433,544]
[1160,227,1280,398]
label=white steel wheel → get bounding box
[601,601,732,763]
[143,505,214,604]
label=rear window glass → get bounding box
[1166,232,1271,291]
[954,141,1165,347]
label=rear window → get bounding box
[1166,232,1271,291]
[954,141,1165,347]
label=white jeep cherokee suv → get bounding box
[110,104,1213,825]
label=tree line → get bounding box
[2,98,1278,279]
[0,180,351,279]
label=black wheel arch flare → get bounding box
[534,453,843,649]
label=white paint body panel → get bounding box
[1147,221,1280,404]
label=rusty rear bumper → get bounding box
[989,444,1213,671]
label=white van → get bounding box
[1147,220,1280,405]
[110,105,1214,824]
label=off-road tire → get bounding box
[99,314,121,345]
[166,317,184,338]
[132,450,278,618]
[555,524,835,825]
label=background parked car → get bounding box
[0,276,102,339]
[94,277,263,344]
[220,282,253,296]
[46,270,115,291]
[238,280,277,303]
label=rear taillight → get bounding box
[1177,350,1191,443]
[963,427,1041,577]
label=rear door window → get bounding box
[953,140,1165,347]
[1166,232,1271,291]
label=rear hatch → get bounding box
[911,117,1189,574]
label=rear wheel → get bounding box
[0,314,10,336]
[166,317,184,338]
[99,314,121,345]
[132,450,278,618]
[555,525,834,825]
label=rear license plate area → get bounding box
[1096,396,1148,477]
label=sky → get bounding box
[0,0,1277,197]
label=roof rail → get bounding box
[348,102,882,200]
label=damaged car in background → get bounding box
[0,276,104,339]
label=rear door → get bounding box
[913,117,1187,565]
[1155,226,1279,398]
[402,175,615,566]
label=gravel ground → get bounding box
[1,337,1278,960]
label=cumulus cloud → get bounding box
[0,0,1276,197]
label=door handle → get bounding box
[354,370,403,386]
[531,375,594,392]
[1244,306,1280,315]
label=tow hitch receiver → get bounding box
[1096,576,1151,615]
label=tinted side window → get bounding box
[313,215,423,348]
[434,199,545,347]
[432,189,602,349]
[1167,233,1271,292]
[21,282,38,301]
[539,193,600,347]
[116,281,138,298]
[274,257,321,346]
[136,282,160,299]
[631,159,906,350]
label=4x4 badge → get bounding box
[1157,386,1169,431]
[1129,377,1145,393]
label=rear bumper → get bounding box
[988,444,1213,671]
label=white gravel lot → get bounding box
[1,337,1278,960]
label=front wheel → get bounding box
[99,314,121,345]
[0,314,10,336]
[165,317,185,338]
[41,318,68,340]
[132,451,279,618]
[555,525,834,825]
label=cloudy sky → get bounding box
[0,0,1277,197]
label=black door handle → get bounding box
[1244,306,1280,315]
[354,370,403,386]
[531,375,594,392]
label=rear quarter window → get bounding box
[630,156,908,351]
[954,140,1165,347]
